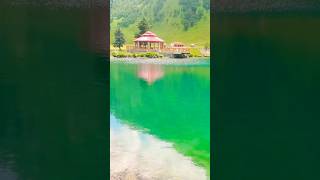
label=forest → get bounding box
[110,0,210,46]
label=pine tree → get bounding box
[135,18,151,38]
[113,28,126,50]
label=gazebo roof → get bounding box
[134,31,164,43]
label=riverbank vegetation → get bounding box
[111,51,164,58]
[189,48,203,57]
[111,48,209,58]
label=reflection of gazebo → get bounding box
[138,64,164,85]
[134,31,165,50]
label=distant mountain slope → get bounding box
[110,0,210,47]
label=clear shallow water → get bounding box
[110,114,207,180]
[110,59,211,179]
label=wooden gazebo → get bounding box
[134,31,164,51]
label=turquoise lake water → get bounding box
[110,59,211,179]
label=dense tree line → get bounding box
[153,0,166,22]
[111,0,210,30]
[179,0,207,30]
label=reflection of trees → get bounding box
[111,63,210,172]
[0,5,108,180]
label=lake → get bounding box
[110,59,211,179]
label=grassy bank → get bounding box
[111,51,163,58]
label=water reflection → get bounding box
[110,114,207,180]
[110,61,210,177]
[137,64,164,85]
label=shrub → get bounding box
[145,52,158,58]
[111,51,135,58]
[111,51,118,57]
[116,51,126,58]
[189,48,202,57]
[111,51,164,58]
[138,53,145,57]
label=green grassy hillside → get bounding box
[110,0,210,47]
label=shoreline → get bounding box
[110,57,210,65]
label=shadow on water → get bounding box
[214,14,320,179]
[0,2,109,180]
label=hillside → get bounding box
[110,0,210,47]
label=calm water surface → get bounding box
[110,59,211,179]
